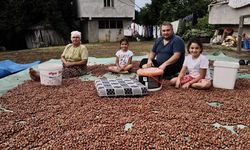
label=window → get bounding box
[110,21,116,28]
[104,0,114,7]
[117,21,123,28]
[99,20,109,29]
[99,20,123,29]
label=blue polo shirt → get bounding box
[152,35,185,66]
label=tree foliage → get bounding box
[0,0,76,49]
[136,0,212,25]
[182,15,215,41]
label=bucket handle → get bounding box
[148,75,163,85]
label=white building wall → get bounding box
[76,0,135,42]
[209,4,250,25]
[87,21,99,43]
[77,0,135,19]
[98,20,132,42]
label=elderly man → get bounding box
[140,21,185,79]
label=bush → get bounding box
[196,15,214,31]
[182,15,215,42]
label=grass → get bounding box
[0,41,249,64]
[0,41,154,63]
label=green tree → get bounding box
[0,0,76,49]
[159,0,178,23]
[136,4,153,25]
[136,0,212,25]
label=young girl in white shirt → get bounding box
[108,37,134,74]
[170,38,212,89]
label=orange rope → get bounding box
[147,75,163,85]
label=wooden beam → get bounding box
[237,16,244,52]
[237,15,250,52]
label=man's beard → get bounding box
[163,35,171,40]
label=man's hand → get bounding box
[160,52,181,70]
[145,51,155,68]
[143,59,153,68]
[159,63,167,70]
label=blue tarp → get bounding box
[0,60,40,78]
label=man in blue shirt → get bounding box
[139,21,185,79]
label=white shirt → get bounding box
[115,50,133,65]
[183,54,211,80]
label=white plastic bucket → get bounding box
[38,63,63,86]
[213,61,239,89]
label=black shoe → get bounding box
[239,59,246,65]
[247,60,250,65]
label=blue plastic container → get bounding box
[243,39,250,49]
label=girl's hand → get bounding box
[182,82,191,89]
[116,65,122,71]
[175,79,181,88]
[119,65,126,71]
[117,68,122,72]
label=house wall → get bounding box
[76,0,135,19]
[76,0,135,42]
[98,19,131,42]
[84,19,132,43]
[87,21,99,43]
[209,4,250,25]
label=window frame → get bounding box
[99,20,123,29]
[104,0,114,7]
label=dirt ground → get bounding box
[0,41,153,63]
[0,41,250,63]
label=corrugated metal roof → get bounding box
[228,0,250,8]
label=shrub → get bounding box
[182,15,215,41]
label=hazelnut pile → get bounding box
[88,61,140,77]
[0,73,250,149]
